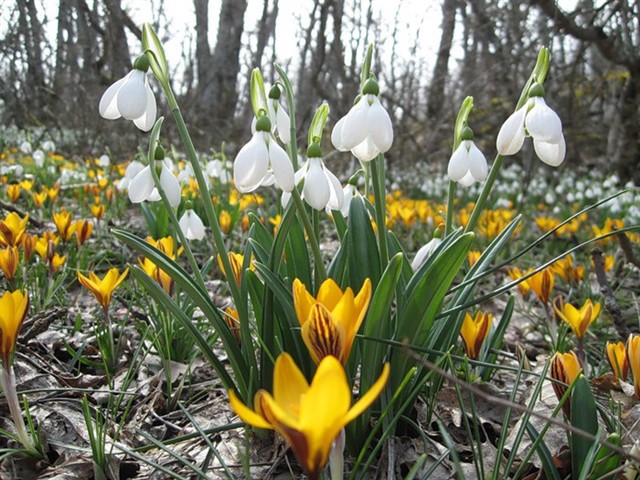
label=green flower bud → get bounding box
[307,142,322,158]
[268,85,282,100]
[362,77,380,96]
[255,115,272,132]
[184,200,193,210]
[528,82,545,98]
[460,126,474,142]
[154,144,165,160]
[133,53,150,72]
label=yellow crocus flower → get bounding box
[526,267,555,304]
[606,341,628,380]
[0,247,20,285]
[91,203,106,220]
[0,290,29,365]
[550,351,582,418]
[138,257,174,295]
[71,220,94,246]
[467,250,481,268]
[627,335,640,399]
[219,210,232,234]
[217,252,252,287]
[52,210,73,240]
[554,299,601,340]
[6,184,21,202]
[460,311,493,360]
[229,353,389,480]
[77,268,129,310]
[293,278,371,365]
[18,180,33,192]
[0,213,29,247]
[32,191,48,208]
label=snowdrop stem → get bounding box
[371,154,389,265]
[273,65,299,170]
[445,180,456,237]
[290,188,327,284]
[464,154,504,234]
[161,85,246,321]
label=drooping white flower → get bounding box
[179,209,206,240]
[250,85,291,144]
[117,160,145,191]
[20,141,32,154]
[233,116,294,193]
[448,132,488,187]
[41,140,55,152]
[206,159,232,184]
[98,154,111,167]
[496,83,565,167]
[128,160,181,208]
[331,78,393,162]
[99,54,156,132]
[32,149,45,168]
[411,237,442,271]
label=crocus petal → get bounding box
[533,135,566,167]
[99,75,128,119]
[128,166,154,203]
[368,97,393,153]
[133,83,157,132]
[269,141,295,192]
[303,159,330,210]
[233,133,270,193]
[228,390,273,430]
[344,362,390,424]
[496,106,527,156]
[117,70,148,120]
[447,143,469,182]
[273,352,310,413]
[525,97,563,143]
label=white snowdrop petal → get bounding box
[147,188,161,202]
[351,137,379,162]
[341,99,369,150]
[339,184,356,217]
[525,98,563,143]
[496,106,527,156]
[117,71,148,120]
[125,160,145,179]
[99,76,128,119]
[303,159,330,210]
[331,116,349,151]
[276,105,291,144]
[269,142,295,192]
[368,97,394,153]
[233,133,269,193]
[534,135,566,167]
[459,171,476,187]
[160,165,182,208]
[447,144,469,181]
[128,166,154,203]
[324,165,344,211]
[411,238,442,271]
[134,84,157,132]
[467,143,488,181]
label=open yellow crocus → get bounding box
[0,290,29,365]
[52,210,73,241]
[77,268,129,310]
[293,278,371,365]
[229,353,389,480]
[554,299,601,340]
[606,341,628,380]
[0,213,29,247]
[460,311,492,360]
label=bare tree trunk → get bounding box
[253,0,279,69]
[427,0,456,119]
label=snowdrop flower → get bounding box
[447,127,488,187]
[336,184,358,217]
[411,236,442,271]
[117,160,145,191]
[41,140,55,152]
[128,146,181,208]
[99,54,157,132]
[177,163,194,183]
[98,154,111,167]
[32,150,45,168]
[496,83,565,167]
[250,85,291,144]
[206,159,232,184]
[233,115,294,193]
[179,208,206,241]
[331,78,393,162]
[20,141,31,154]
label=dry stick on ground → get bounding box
[615,228,640,269]
[591,247,628,337]
[402,345,640,465]
[0,199,44,228]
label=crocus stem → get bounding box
[329,428,345,480]
[291,188,326,284]
[445,180,456,237]
[0,365,36,453]
[464,154,504,234]
[371,154,389,266]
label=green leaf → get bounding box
[347,195,381,290]
[250,68,267,117]
[307,103,329,146]
[284,216,312,289]
[588,433,621,480]
[570,375,599,477]
[480,294,514,381]
[525,422,562,480]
